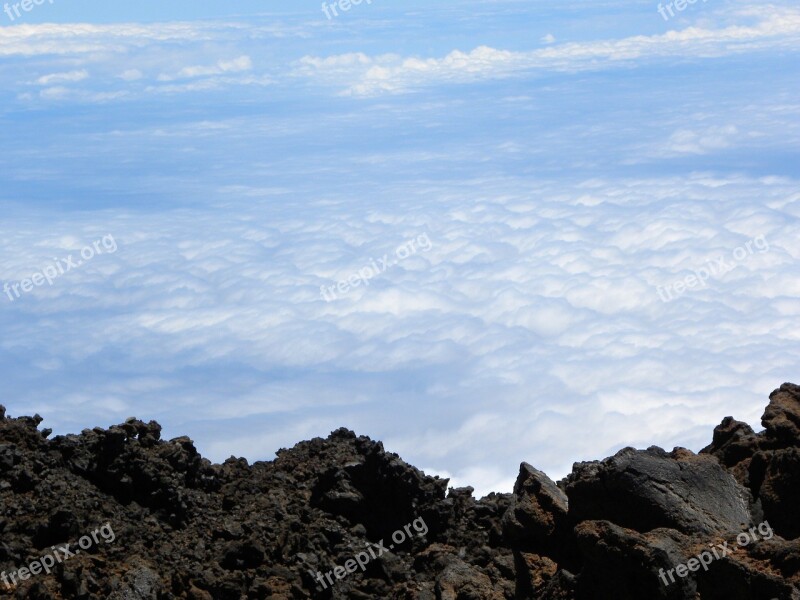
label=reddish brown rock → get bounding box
[2,383,800,599]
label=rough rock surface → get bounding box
[565,446,752,536]
[1,384,800,599]
[702,383,800,540]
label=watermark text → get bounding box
[4,234,118,303]
[1,523,116,591]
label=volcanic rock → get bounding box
[703,382,800,540]
[1,383,800,599]
[565,446,752,536]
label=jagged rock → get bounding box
[534,568,576,600]
[763,383,800,444]
[2,385,800,598]
[575,518,797,599]
[513,552,558,598]
[415,545,504,600]
[702,416,757,467]
[502,463,568,550]
[750,448,800,540]
[702,382,800,540]
[502,462,580,593]
[574,520,694,599]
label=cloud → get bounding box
[37,86,70,99]
[664,125,740,155]
[34,87,129,102]
[118,69,143,81]
[4,6,798,104]
[0,21,277,101]
[1,0,798,500]
[0,21,307,57]
[35,70,89,85]
[159,55,253,81]
[0,23,220,57]
[296,7,800,95]
[1,173,798,497]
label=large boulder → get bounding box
[565,446,752,536]
[574,520,694,600]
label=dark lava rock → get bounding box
[703,382,800,540]
[502,463,568,550]
[565,446,752,536]
[2,384,800,599]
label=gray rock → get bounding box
[565,446,752,535]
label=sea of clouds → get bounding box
[1,0,799,495]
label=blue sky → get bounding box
[1,0,799,495]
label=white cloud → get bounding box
[145,74,271,95]
[0,23,218,57]
[35,70,89,85]
[118,69,143,81]
[159,55,253,81]
[0,21,306,57]
[37,86,70,99]
[3,6,798,104]
[1,174,798,497]
[1,1,798,500]
[664,125,740,154]
[296,7,800,96]
[36,87,129,102]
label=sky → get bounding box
[0,0,799,496]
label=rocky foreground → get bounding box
[2,385,800,599]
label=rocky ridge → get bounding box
[1,384,799,599]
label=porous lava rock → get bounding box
[1,384,800,599]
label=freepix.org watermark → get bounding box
[656,234,769,303]
[321,0,373,20]
[657,0,709,21]
[320,233,432,302]
[659,520,773,586]
[3,0,55,22]
[3,234,117,303]
[1,523,116,591]
[309,517,428,590]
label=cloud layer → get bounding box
[2,173,798,495]
[299,7,800,95]
[1,0,799,497]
